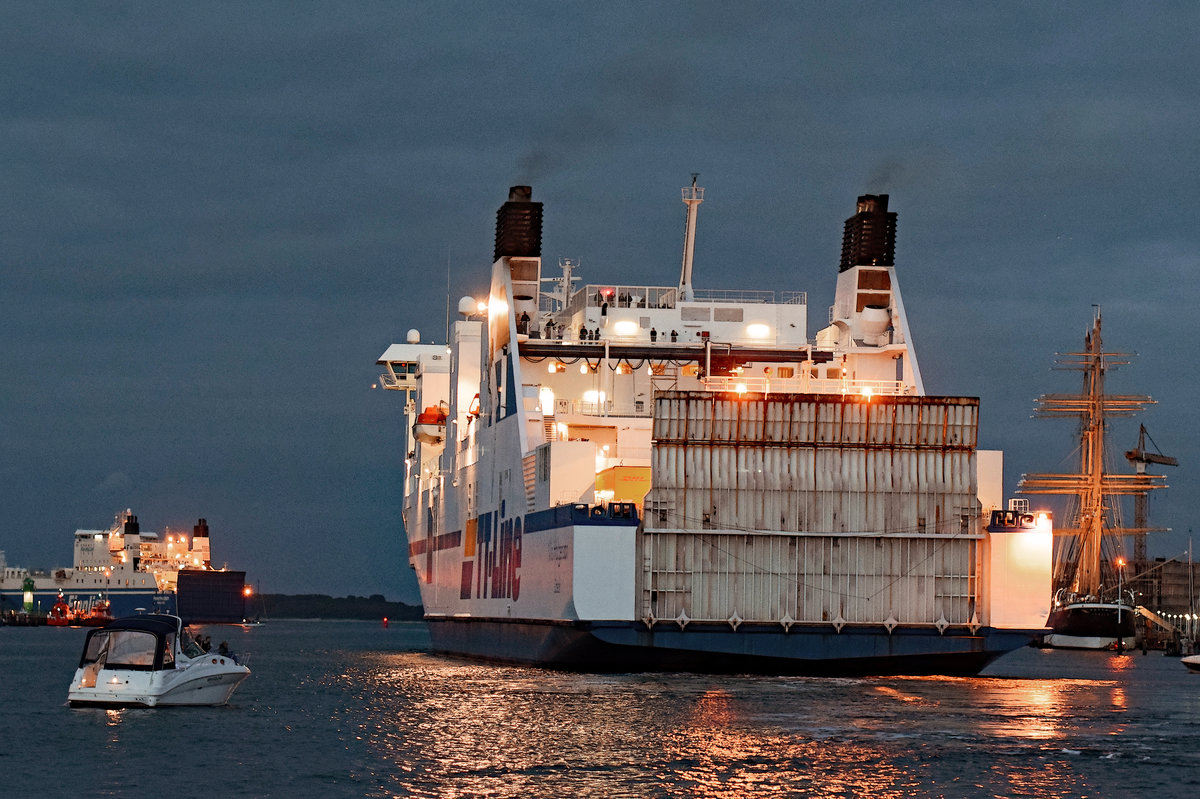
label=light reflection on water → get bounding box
[9,622,1200,798]
[341,645,1200,799]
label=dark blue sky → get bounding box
[4,4,1198,603]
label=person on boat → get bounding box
[650,328,657,342]
[218,640,239,663]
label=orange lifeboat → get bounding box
[413,404,448,445]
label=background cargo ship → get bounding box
[0,510,247,624]
[376,181,1054,675]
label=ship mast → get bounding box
[677,174,703,301]
[1018,309,1167,598]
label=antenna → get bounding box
[444,245,451,347]
[678,174,704,301]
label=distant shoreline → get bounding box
[256,593,422,621]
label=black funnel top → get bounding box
[494,185,543,262]
[839,194,897,272]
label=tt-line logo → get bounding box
[478,515,522,601]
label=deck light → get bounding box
[746,323,770,339]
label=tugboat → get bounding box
[47,595,73,626]
[80,598,113,627]
[1019,310,1167,650]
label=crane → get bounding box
[1125,424,1178,563]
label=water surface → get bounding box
[4,620,1197,797]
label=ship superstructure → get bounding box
[1,510,247,623]
[377,182,1052,675]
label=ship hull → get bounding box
[1042,602,1137,650]
[427,617,1040,676]
[1,588,174,618]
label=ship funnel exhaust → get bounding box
[839,194,897,272]
[677,174,704,301]
[494,185,543,262]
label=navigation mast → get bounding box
[677,174,703,302]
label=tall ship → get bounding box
[0,510,248,624]
[376,182,1053,675]
[1019,311,1168,649]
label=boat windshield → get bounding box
[181,633,205,658]
[83,629,160,670]
[81,631,110,665]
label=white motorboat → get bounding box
[67,614,249,707]
[1183,654,1200,673]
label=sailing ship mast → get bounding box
[1018,308,1167,599]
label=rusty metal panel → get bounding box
[643,530,979,626]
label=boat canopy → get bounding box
[77,615,182,671]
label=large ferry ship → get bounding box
[0,510,248,624]
[377,182,1053,675]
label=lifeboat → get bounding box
[413,404,448,445]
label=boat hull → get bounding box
[1043,602,1137,650]
[67,663,249,708]
[1181,655,1200,673]
[426,617,1040,677]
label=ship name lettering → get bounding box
[479,516,522,601]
